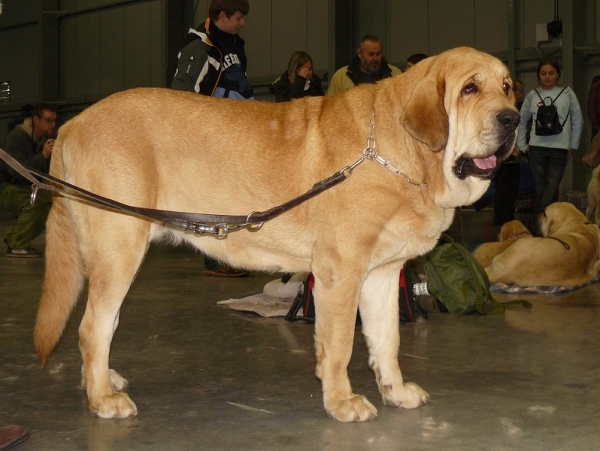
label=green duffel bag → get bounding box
[423,234,530,315]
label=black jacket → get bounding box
[269,71,324,102]
[346,56,395,85]
[171,18,253,99]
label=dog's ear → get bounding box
[401,69,448,152]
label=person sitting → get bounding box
[327,35,402,96]
[0,103,56,258]
[269,51,324,102]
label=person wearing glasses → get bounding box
[0,103,56,257]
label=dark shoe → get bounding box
[0,425,29,450]
[5,239,43,258]
[204,264,250,277]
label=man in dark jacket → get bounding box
[0,104,55,257]
[171,0,251,276]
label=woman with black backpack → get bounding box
[516,57,583,225]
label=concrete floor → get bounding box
[1,206,600,451]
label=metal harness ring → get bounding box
[245,211,264,231]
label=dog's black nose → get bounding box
[497,109,520,131]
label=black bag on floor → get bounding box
[284,269,427,324]
[284,273,316,323]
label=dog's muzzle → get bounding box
[453,108,520,180]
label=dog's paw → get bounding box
[92,392,138,419]
[325,394,378,422]
[381,381,429,409]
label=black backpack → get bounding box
[535,86,569,136]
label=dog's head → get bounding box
[536,202,591,237]
[498,220,531,242]
[400,47,519,207]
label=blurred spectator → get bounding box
[327,35,401,95]
[270,51,324,102]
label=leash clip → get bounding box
[30,185,38,206]
[215,224,229,238]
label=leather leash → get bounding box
[0,145,352,237]
[0,111,419,237]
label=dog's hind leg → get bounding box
[359,264,429,410]
[78,216,150,418]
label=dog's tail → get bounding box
[34,142,84,367]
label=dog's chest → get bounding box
[374,207,454,263]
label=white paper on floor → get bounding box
[217,273,309,317]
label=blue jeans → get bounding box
[527,146,568,215]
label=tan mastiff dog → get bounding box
[485,202,600,287]
[34,47,519,421]
[473,219,532,268]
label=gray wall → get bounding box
[0,0,166,106]
[1,0,600,191]
[59,0,165,102]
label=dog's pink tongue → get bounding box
[473,155,497,170]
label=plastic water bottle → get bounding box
[412,282,430,296]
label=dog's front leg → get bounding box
[312,268,378,422]
[359,264,429,409]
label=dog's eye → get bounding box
[503,81,511,96]
[462,83,477,96]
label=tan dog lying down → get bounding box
[473,220,532,268]
[485,202,600,287]
[33,47,519,422]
